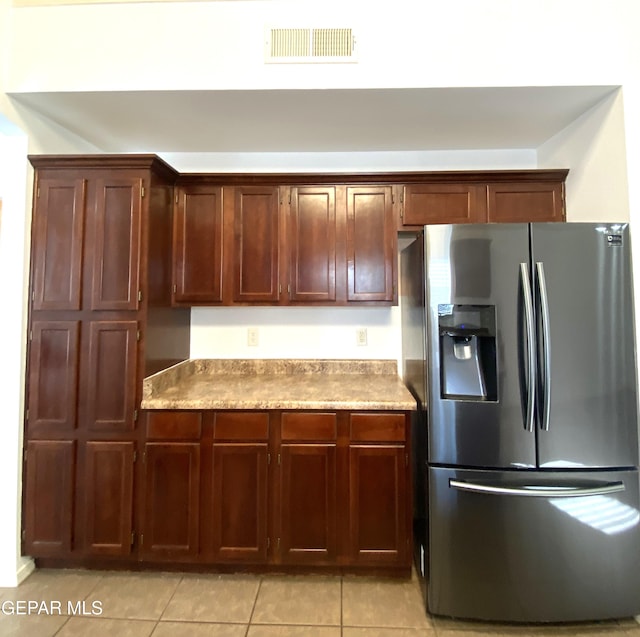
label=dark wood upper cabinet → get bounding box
[173,185,224,304]
[89,177,143,311]
[346,186,396,303]
[398,170,568,228]
[487,181,565,223]
[31,178,86,311]
[232,186,281,303]
[289,186,337,303]
[402,183,487,225]
[79,440,134,556]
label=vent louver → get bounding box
[265,28,357,63]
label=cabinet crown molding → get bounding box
[28,154,568,186]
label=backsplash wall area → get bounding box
[190,306,402,364]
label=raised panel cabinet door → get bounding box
[84,320,137,433]
[31,178,86,311]
[141,442,200,559]
[233,186,280,303]
[79,441,134,556]
[212,443,269,562]
[349,445,408,566]
[23,439,75,557]
[90,177,142,310]
[487,182,565,223]
[27,320,80,436]
[346,186,396,302]
[279,443,337,564]
[402,183,487,226]
[289,187,337,302]
[173,185,224,304]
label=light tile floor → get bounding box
[0,568,639,637]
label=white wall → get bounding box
[0,130,33,586]
[4,1,637,92]
[161,150,537,174]
[538,89,630,221]
[191,306,400,361]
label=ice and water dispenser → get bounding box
[438,304,497,401]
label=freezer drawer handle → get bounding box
[449,479,626,498]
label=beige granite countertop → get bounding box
[142,359,417,411]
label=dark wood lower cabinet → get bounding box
[23,440,75,557]
[279,443,337,564]
[212,442,269,562]
[23,409,412,574]
[79,441,135,556]
[141,442,200,560]
[349,445,408,565]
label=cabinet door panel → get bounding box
[90,177,142,310]
[84,321,137,432]
[142,442,200,558]
[346,186,395,302]
[487,182,565,223]
[80,441,134,556]
[349,445,408,565]
[212,443,268,562]
[402,183,487,226]
[233,187,280,303]
[23,440,75,557]
[173,185,224,303]
[279,444,337,564]
[290,187,336,302]
[31,178,86,311]
[27,321,80,435]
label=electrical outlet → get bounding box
[247,327,259,347]
[356,327,367,346]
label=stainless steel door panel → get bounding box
[425,225,536,468]
[428,466,640,622]
[531,224,639,469]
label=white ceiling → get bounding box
[8,85,617,153]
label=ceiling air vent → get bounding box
[265,28,357,64]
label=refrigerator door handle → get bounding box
[536,261,552,431]
[520,262,536,432]
[449,479,625,498]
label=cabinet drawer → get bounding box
[146,411,202,440]
[281,412,337,441]
[214,411,269,441]
[350,413,406,442]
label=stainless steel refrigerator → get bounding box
[401,223,640,622]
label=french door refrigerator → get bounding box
[403,222,640,622]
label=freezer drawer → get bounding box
[428,466,640,622]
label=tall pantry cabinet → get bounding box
[23,156,190,560]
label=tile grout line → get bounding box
[156,573,184,624]
[245,574,263,636]
[52,614,71,636]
